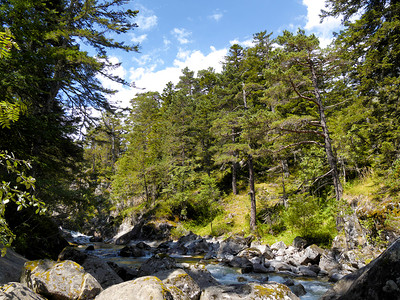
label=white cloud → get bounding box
[136,13,158,31]
[129,47,228,94]
[210,13,223,21]
[131,33,148,43]
[302,0,342,47]
[229,38,254,48]
[171,28,192,45]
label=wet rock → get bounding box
[138,254,177,276]
[298,266,317,277]
[252,262,271,273]
[119,245,145,257]
[283,278,295,286]
[290,283,307,297]
[185,264,220,289]
[135,241,152,250]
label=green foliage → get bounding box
[282,193,337,246]
[387,159,400,194]
[0,151,45,254]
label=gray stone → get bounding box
[138,254,177,276]
[0,282,46,300]
[95,276,173,300]
[156,269,201,300]
[0,246,27,285]
[271,241,286,251]
[58,247,123,288]
[300,244,323,265]
[200,282,300,300]
[292,237,308,249]
[321,238,400,300]
[290,283,307,297]
[298,266,317,277]
[21,259,102,300]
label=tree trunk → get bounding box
[232,161,238,195]
[248,154,256,231]
[310,63,343,201]
[232,127,238,195]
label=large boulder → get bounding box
[0,246,28,284]
[115,220,175,245]
[138,254,177,276]
[321,238,400,300]
[119,245,145,257]
[200,282,300,300]
[184,264,220,289]
[95,276,173,300]
[0,282,46,300]
[300,244,323,265]
[21,259,102,300]
[58,247,123,288]
[155,269,201,300]
[217,235,253,259]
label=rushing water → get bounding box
[67,231,332,300]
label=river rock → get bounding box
[298,266,317,277]
[0,246,28,285]
[184,238,211,255]
[155,269,201,300]
[321,237,400,300]
[107,261,138,281]
[0,282,46,300]
[252,262,272,273]
[138,254,177,276]
[262,245,275,260]
[319,249,341,275]
[292,237,308,249]
[290,283,307,297]
[177,232,200,244]
[119,245,145,257]
[21,259,102,300]
[217,235,253,259]
[271,241,286,251]
[185,264,221,289]
[300,244,323,265]
[95,276,173,300]
[342,214,368,250]
[200,282,300,300]
[58,247,123,288]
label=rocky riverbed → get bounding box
[2,225,400,300]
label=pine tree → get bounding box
[265,30,343,201]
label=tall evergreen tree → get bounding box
[265,30,343,201]
[323,0,400,171]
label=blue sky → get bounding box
[99,0,342,109]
